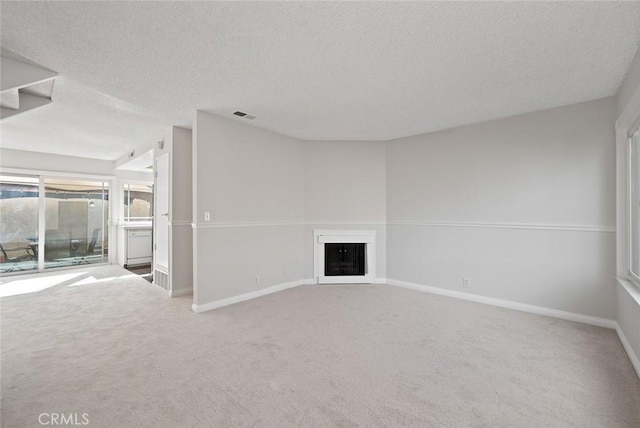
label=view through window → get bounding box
[0,175,110,274]
[123,183,152,222]
[0,175,39,273]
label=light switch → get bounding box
[204,211,210,221]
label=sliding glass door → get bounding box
[0,174,39,273]
[0,174,110,274]
[44,179,109,269]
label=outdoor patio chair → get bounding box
[0,243,36,273]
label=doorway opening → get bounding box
[120,182,153,282]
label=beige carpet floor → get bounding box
[1,265,639,427]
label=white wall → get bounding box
[191,123,388,306]
[151,126,193,295]
[386,98,617,319]
[618,281,640,371]
[615,45,640,369]
[193,111,304,306]
[169,127,193,293]
[189,93,625,325]
[302,141,386,279]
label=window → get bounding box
[630,127,640,282]
[0,174,110,274]
[123,183,152,222]
[0,174,39,273]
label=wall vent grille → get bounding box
[233,111,256,120]
[154,270,169,290]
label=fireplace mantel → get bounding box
[313,229,376,284]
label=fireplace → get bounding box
[313,230,376,284]
[324,243,365,276]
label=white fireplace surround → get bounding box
[313,229,376,284]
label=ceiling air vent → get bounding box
[233,111,256,120]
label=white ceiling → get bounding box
[0,74,166,160]
[1,1,639,160]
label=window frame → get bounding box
[616,81,640,292]
[628,124,640,286]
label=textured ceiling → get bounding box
[1,1,639,160]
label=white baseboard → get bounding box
[151,285,191,298]
[616,323,640,380]
[192,279,305,313]
[170,288,192,297]
[386,278,616,329]
[374,277,387,284]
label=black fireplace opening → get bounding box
[325,243,365,276]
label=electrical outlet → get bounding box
[462,278,471,288]
[204,211,210,221]
[282,268,287,278]
[255,276,259,283]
